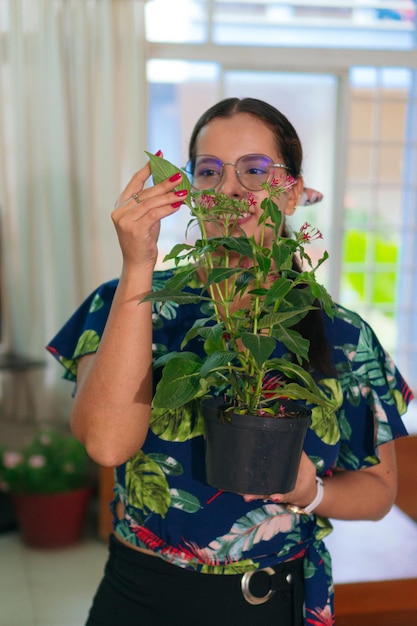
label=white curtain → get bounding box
[0,0,147,421]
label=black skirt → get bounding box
[85,533,305,626]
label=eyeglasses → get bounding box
[184,154,292,192]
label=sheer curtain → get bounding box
[0,0,147,420]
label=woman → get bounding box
[47,98,412,625]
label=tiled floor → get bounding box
[1,503,417,626]
[0,528,107,626]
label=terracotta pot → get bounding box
[12,485,92,548]
[202,397,311,495]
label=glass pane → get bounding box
[380,101,407,141]
[347,146,373,182]
[376,186,402,226]
[378,145,403,182]
[350,100,374,142]
[145,0,207,43]
[147,60,220,265]
[340,271,365,308]
[145,1,416,49]
[372,270,397,304]
[215,0,416,49]
[345,188,372,228]
[344,230,367,264]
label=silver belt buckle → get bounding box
[241,567,276,605]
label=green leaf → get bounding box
[255,253,271,277]
[153,351,202,369]
[142,288,210,305]
[180,318,216,349]
[163,244,195,264]
[267,358,317,391]
[147,453,184,476]
[165,266,196,290]
[310,405,340,444]
[150,402,205,441]
[125,451,170,517]
[199,350,238,377]
[153,357,202,408]
[89,293,104,313]
[240,333,276,368]
[145,151,192,207]
[271,241,293,269]
[264,278,293,307]
[169,488,201,513]
[72,330,100,358]
[200,323,226,354]
[211,236,254,258]
[205,267,241,286]
[275,327,310,362]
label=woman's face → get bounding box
[193,112,303,247]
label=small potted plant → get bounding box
[0,427,92,547]
[143,153,339,495]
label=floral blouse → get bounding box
[47,270,413,625]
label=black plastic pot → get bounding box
[202,397,311,495]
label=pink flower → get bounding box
[247,192,257,206]
[27,454,46,469]
[39,434,51,445]
[3,451,23,469]
[300,221,323,242]
[196,193,216,210]
[271,174,296,191]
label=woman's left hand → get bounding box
[242,441,398,522]
[242,452,318,507]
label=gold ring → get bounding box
[132,192,142,204]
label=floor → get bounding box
[1,403,416,625]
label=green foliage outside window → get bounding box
[343,230,398,307]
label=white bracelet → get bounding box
[303,476,324,515]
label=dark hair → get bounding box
[189,97,335,377]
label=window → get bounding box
[145,0,417,397]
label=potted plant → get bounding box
[143,153,339,495]
[0,428,92,547]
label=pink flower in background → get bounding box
[39,433,52,445]
[3,451,23,469]
[27,455,46,469]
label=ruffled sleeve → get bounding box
[46,279,118,382]
[333,306,413,470]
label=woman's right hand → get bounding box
[112,153,188,270]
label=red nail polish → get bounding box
[174,189,188,197]
[154,149,163,157]
[169,172,182,183]
[171,201,183,208]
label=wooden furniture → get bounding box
[98,465,114,541]
[335,578,417,625]
[393,435,417,522]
